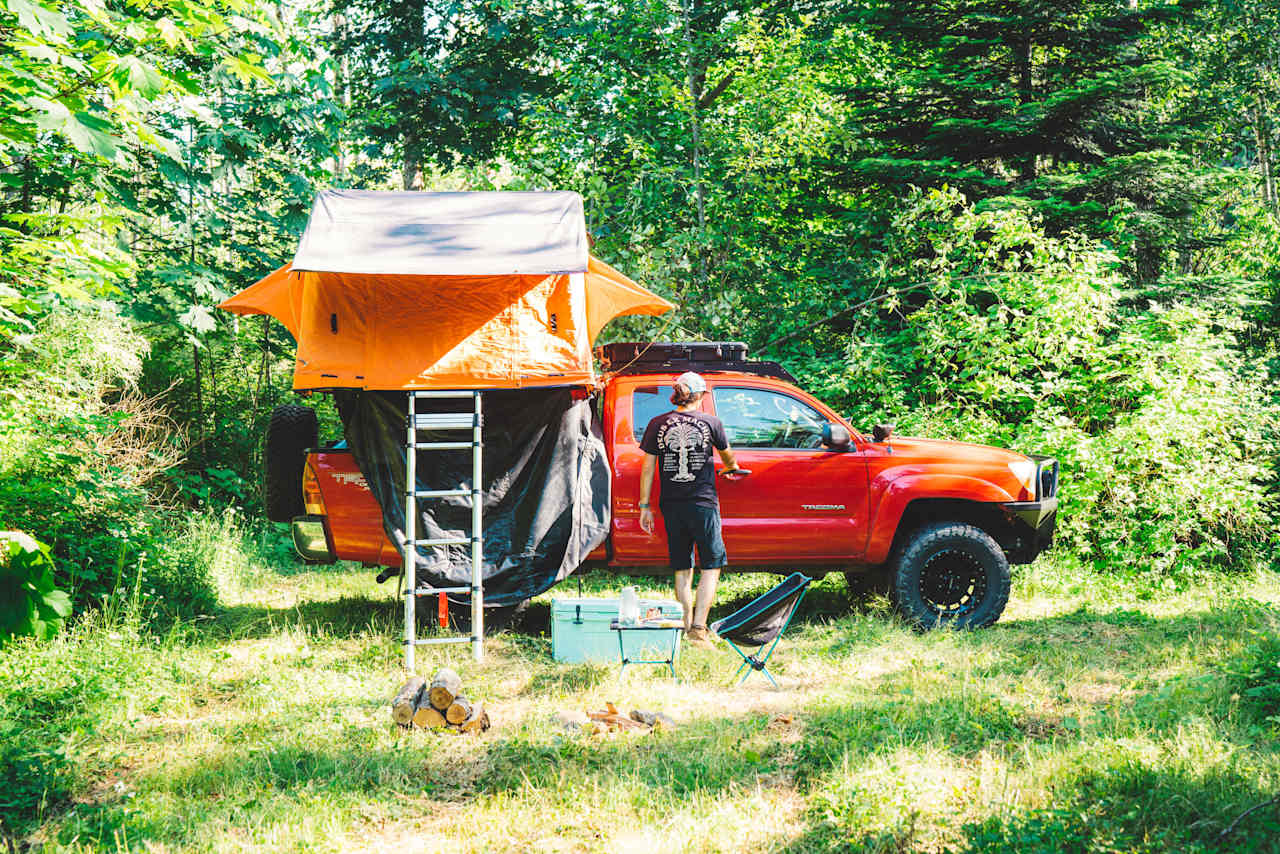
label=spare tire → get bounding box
[264,404,318,522]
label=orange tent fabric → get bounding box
[217,190,672,390]
[218,259,672,390]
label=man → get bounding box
[638,371,747,646]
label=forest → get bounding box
[1,0,1279,851]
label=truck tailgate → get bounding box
[309,450,402,566]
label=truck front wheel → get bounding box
[889,522,1010,630]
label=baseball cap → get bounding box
[675,371,707,394]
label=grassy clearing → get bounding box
[2,518,1278,853]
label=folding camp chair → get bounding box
[710,573,812,687]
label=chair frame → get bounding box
[715,575,810,687]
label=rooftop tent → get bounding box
[217,190,673,390]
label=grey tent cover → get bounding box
[291,190,589,276]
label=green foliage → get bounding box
[805,188,1278,574]
[1225,627,1280,733]
[0,532,70,641]
[0,305,216,620]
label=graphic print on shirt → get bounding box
[656,415,713,482]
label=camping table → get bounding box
[609,620,682,679]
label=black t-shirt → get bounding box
[639,410,729,507]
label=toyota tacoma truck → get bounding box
[271,343,1058,629]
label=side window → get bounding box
[712,387,827,449]
[631,385,674,442]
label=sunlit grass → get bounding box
[2,531,1278,853]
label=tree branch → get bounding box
[697,70,735,110]
[1218,794,1280,842]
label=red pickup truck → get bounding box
[280,345,1058,629]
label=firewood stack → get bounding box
[391,668,491,735]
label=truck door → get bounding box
[608,382,714,565]
[708,384,868,562]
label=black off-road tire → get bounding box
[264,404,318,523]
[889,522,1010,630]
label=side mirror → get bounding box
[872,423,895,443]
[822,422,852,450]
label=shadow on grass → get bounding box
[37,597,1280,851]
[209,594,401,640]
[779,749,1280,853]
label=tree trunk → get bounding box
[428,668,462,710]
[334,13,350,181]
[445,696,472,725]
[1017,37,1036,182]
[391,676,426,725]
[681,0,709,291]
[413,692,448,728]
[192,342,204,452]
[459,700,489,734]
[1255,101,1278,219]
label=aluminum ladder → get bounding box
[403,390,484,670]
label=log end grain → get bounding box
[391,676,426,726]
[445,696,473,725]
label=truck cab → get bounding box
[279,342,1059,629]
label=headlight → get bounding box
[1007,460,1036,497]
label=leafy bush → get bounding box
[0,305,215,622]
[801,187,1279,574]
[0,533,71,640]
[1225,627,1280,733]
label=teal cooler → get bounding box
[551,598,683,663]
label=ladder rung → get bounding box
[412,636,471,645]
[406,586,470,595]
[410,390,476,399]
[413,441,473,450]
[413,488,470,498]
[411,537,470,547]
[413,413,475,430]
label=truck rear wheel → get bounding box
[889,522,1009,630]
[264,404,318,523]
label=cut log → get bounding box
[555,710,591,732]
[587,711,648,731]
[446,696,473,725]
[459,700,489,734]
[391,676,426,725]
[629,709,676,729]
[428,668,463,710]
[412,691,448,729]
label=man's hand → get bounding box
[639,506,655,535]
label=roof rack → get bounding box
[596,342,797,384]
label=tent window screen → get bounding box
[631,386,674,442]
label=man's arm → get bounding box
[639,453,657,534]
[717,444,746,476]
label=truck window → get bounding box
[712,387,826,449]
[631,385,675,442]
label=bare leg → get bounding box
[674,570,694,629]
[692,568,721,628]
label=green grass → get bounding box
[2,517,1278,852]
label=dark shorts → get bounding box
[660,501,728,570]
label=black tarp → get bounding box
[334,389,610,607]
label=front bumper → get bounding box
[1003,456,1060,560]
[1004,496,1058,531]
[291,514,335,563]
[1002,497,1058,560]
